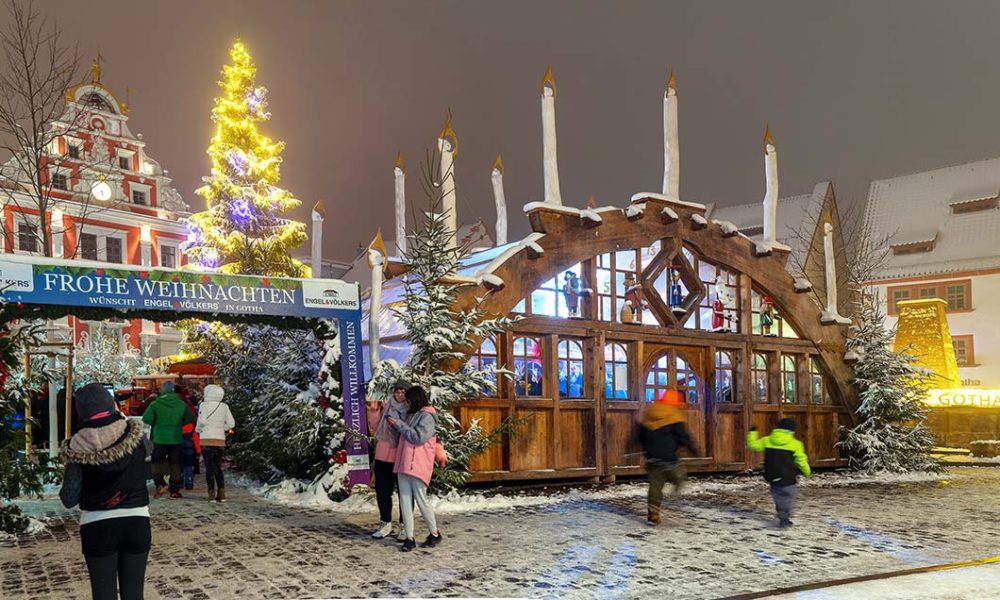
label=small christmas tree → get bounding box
[73,328,155,390]
[183,40,307,277]
[841,290,938,472]
[370,154,517,492]
[0,323,59,534]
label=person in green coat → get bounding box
[142,382,193,498]
[747,417,811,528]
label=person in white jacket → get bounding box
[195,385,235,503]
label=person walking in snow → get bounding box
[60,383,152,600]
[142,381,193,499]
[368,380,411,539]
[195,384,235,503]
[747,417,811,528]
[638,388,695,525]
[387,385,446,552]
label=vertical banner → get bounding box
[338,312,371,487]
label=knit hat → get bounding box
[75,383,116,421]
[656,389,683,406]
[161,381,175,394]
[392,380,411,392]
[777,417,797,432]
[203,384,224,403]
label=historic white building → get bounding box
[863,157,1000,388]
[0,66,190,358]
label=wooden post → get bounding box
[65,352,73,441]
[23,350,32,459]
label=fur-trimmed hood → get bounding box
[60,418,144,467]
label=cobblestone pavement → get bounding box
[3,467,1000,599]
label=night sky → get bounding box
[27,0,1000,261]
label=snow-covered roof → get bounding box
[863,156,1000,280]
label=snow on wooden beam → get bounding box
[691,213,708,230]
[624,203,646,221]
[793,278,813,293]
[660,207,678,224]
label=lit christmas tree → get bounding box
[183,40,307,277]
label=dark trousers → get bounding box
[770,483,798,522]
[203,446,226,491]
[151,444,182,493]
[647,461,687,513]
[80,516,151,600]
[373,459,397,523]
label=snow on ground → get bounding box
[239,468,960,515]
[762,561,1000,599]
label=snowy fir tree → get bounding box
[182,40,307,277]
[369,155,517,492]
[840,289,938,473]
[194,322,349,491]
[0,322,59,534]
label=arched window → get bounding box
[781,355,798,403]
[676,355,699,404]
[644,354,671,402]
[604,343,629,399]
[715,351,735,403]
[466,338,498,396]
[810,358,831,404]
[752,352,769,403]
[512,336,543,397]
[557,339,585,398]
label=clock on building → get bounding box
[91,180,112,201]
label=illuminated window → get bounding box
[528,263,582,317]
[686,252,739,332]
[512,336,543,397]
[952,336,975,367]
[715,351,736,403]
[604,343,628,399]
[751,289,799,338]
[676,355,699,404]
[645,354,671,403]
[466,338,499,396]
[781,355,798,403]
[752,352,769,403]
[557,339,585,398]
[810,358,830,404]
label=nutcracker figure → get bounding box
[669,266,684,313]
[760,294,777,336]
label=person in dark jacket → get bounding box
[747,417,811,528]
[142,381,193,498]
[638,389,695,525]
[60,383,152,600]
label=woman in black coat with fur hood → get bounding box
[60,383,152,600]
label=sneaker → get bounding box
[372,521,393,539]
[397,527,407,542]
[400,538,416,552]
[170,491,183,499]
[420,532,443,548]
[154,485,167,499]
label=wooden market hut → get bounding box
[363,68,857,483]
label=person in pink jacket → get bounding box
[367,380,410,539]
[387,386,445,552]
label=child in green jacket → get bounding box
[747,417,811,528]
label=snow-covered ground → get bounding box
[762,561,1000,599]
[240,468,959,515]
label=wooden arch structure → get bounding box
[440,194,855,482]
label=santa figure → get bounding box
[711,277,733,332]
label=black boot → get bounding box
[420,532,443,548]
[400,538,416,552]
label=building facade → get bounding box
[863,157,1000,389]
[0,74,190,358]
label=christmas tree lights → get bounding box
[183,40,308,277]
